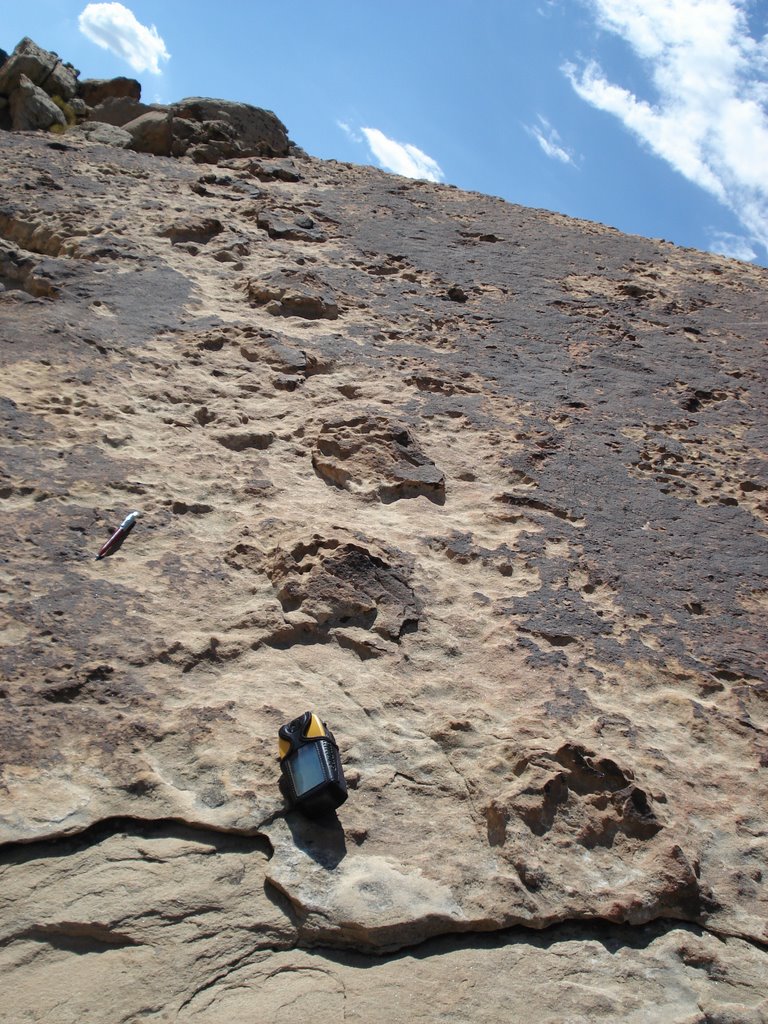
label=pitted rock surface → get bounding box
[313,415,446,502]
[265,531,420,641]
[1,67,767,1024]
[244,268,340,319]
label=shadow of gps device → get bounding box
[278,711,348,817]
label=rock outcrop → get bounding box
[121,108,173,156]
[0,36,78,100]
[76,75,141,106]
[0,37,294,162]
[170,96,291,161]
[1,36,767,1024]
[87,96,151,127]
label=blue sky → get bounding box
[4,1,767,265]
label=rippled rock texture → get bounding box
[1,126,766,1022]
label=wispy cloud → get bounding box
[337,120,363,144]
[361,127,444,182]
[708,230,757,262]
[564,0,768,258]
[525,115,577,165]
[79,2,170,75]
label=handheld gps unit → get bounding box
[278,711,348,817]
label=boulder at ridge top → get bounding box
[0,36,78,99]
[88,96,152,127]
[122,109,173,156]
[0,37,294,167]
[77,75,141,106]
[170,96,291,157]
[9,74,66,131]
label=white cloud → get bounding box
[565,0,768,258]
[708,230,757,261]
[79,2,170,75]
[337,120,363,144]
[361,127,444,182]
[525,115,577,165]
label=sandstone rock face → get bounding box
[0,117,767,1021]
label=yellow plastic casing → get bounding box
[305,713,327,738]
[278,713,326,760]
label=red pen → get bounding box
[95,511,141,560]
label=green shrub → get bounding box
[51,94,76,126]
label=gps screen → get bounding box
[290,743,326,796]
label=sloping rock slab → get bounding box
[1,113,767,1024]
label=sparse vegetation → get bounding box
[50,94,76,126]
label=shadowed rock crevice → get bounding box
[305,919,728,963]
[15,923,145,953]
[0,816,275,866]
